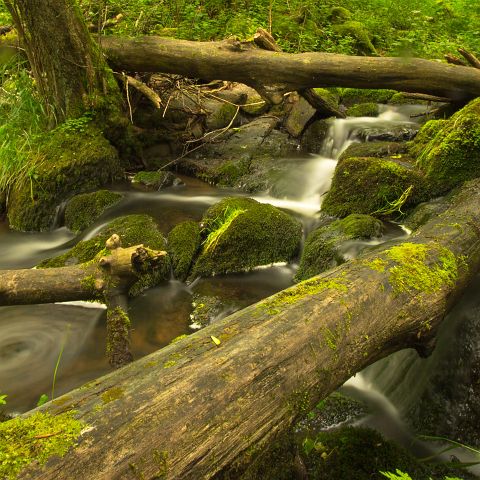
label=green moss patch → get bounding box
[7,124,122,231]
[296,214,383,281]
[339,89,397,107]
[191,197,302,277]
[345,102,379,117]
[65,190,122,233]
[385,242,458,294]
[321,156,429,219]
[414,98,480,193]
[0,411,84,479]
[260,276,347,315]
[167,220,201,281]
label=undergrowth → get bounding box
[0,58,46,194]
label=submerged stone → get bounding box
[191,197,302,277]
[295,214,383,281]
[321,156,429,219]
[64,190,122,233]
[339,141,408,161]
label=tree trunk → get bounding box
[4,0,121,123]
[99,36,480,101]
[12,178,480,480]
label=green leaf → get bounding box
[211,335,221,346]
[0,394,7,405]
[37,394,49,407]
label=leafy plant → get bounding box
[0,395,6,406]
[201,206,246,252]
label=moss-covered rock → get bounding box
[414,98,480,192]
[132,170,179,190]
[302,426,432,480]
[339,88,397,107]
[345,102,379,117]
[328,6,352,23]
[7,125,122,231]
[204,99,239,131]
[191,197,302,277]
[167,220,201,281]
[300,119,331,154]
[408,119,448,158]
[64,190,122,233]
[403,197,450,232]
[295,214,383,281]
[339,141,409,161]
[333,21,377,55]
[321,157,429,218]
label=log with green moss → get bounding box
[2,178,480,479]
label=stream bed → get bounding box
[1,105,479,470]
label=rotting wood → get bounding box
[12,178,480,480]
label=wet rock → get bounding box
[414,97,480,193]
[284,95,317,137]
[339,141,409,161]
[180,116,299,192]
[321,156,430,219]
[189,294,236,329]
[295,214,383,281]
[64,190,123,233]
[132,170,182,190]
[403,197,450,232]
[191,197,302,278]
[300,119,330,153]
[345,102,379,117]
[354,124,419,142]
[167,220,201,281]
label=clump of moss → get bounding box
[64,190,122,233]
[7,124,122,231]
[296,214,383,281]
[339,89,397,107]
[167,220,201,281]
[0,411,84,479]
[38,214,169,278]
[333,21,377,55]
[132,170,177,190]
[260,276,347,315]
[385,242,458,294]
[345,102,379,117]
[414,98,480,193]
[191,197,302,278]
[328,6,352,23]
[321,156,429,218]
[408,119,448,158]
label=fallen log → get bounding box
[0,237,167,368]
[100,36,480,101]
[7,178,480,479]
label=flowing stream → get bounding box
[1,104,479,468]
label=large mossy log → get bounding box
[6,179,480,479]
[99,36,480,100]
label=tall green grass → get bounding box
[0,58,46,194]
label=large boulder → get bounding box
[7,125,122,231]
[64,190,122,233]
[191,197,302,277]
[413,98,480,193]
[295,214,383,281]
[321,157,429,218]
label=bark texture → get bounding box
[100,36,480,101]
[15,178,480,480]
[4,0,119,122]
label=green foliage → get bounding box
[0,59,46,194]
[77,0,479,57]
[380,470,413,480]
[0,395,6,406]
